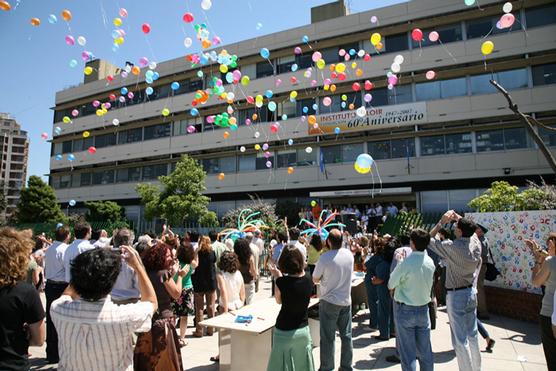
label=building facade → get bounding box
[0,113,29,219]
[49,0,556,230]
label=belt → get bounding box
[395,301,428,308]
[46,280,68,285]
[446,285,472,291]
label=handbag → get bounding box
[485,248,501,281]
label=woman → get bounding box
[191,236,217,338]
[364,237,383,330]
[307,234,326,275]
[268,246,315,371]
[210,251,246,363]
[0,228,45,371]
[371,238,398,340]
[134,238,186,371]
[234,238,257,305]
[171,241,197,347]
[527,233,556,369]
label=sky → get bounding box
[0,0,406,181]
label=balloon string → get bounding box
[481,26,494,40]
[438,39,457,63]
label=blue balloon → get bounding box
[334,127,341,134]
[69,59,78,68]
[268,101,277,112]
[146,77,154,84]
[349,48,357,56]
[120,87,128,95]
[312,103,318,111]
[55,154,63,161]
[112,44,119,52]
[145,87,154,95]
[281,114,288,121]
[111,30,120,39]
[341,102,346,108]
[171,82,180,91]
[190,108,199,116]
[260,48,270,59]
[291,63,298,72]
[67,154,75,162]
[302,106,309,114]
[69,200,76,207]
[225,72,234,84]
[302,35,309,43]
[264,90,273,99]
[145,70,154,79]
[152,72,160,81]
[48,14,58,24]
[355,153,374,169]
[288,139,294,146]
[54,127,62,135]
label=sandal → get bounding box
[210,356,220,363]
[178,338,188,347]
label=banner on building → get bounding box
[308,102,427,135]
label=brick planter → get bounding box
[485,286,542,322]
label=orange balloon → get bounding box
[376,42,383,50]
[30,17,40,26]
[0,1,11,11]
[131,66,140,75]
[356,68,363,77]
[330,84,337,92]
[229,117,237,125]
[201,39,212,49]
[252,113,258,121]
[223,131,230,139]
[287,167,294,174]
[348,103,355,110]
[61,9,72,21]
[218,172,225,181]
[308,115,317,125]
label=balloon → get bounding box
[268,101,277,112]
[260,48,270,59]
[316,59,326,69]
[63,116,71,124]
[426,70,436,80]
[146,86,154,95]
[370,33,381,46]
[131,66,140,75]
[84,66,93,75]
[270,122,280,133]
[41,132,48,140]
[0,1,10,11]
[302,35,309,43]
[364,93,373,103]
[223,131,230,139]
[391,63,401,73]
[113,17,122,27]
[291,63,298,72]
[356,106,367,118]
[139,57,149,67]
[61,9,72,21]
[411,28,423,42]
[310,200,317,207]
[354,153,374,174]
[502,2,512,13]
[30,17,41,26]
[71,109,79,117]
[201,0,212,10]
[240,146,246,152]
[308,115,317,125]
[305,146,313,154]
[290,91,298,100]
[119,8,128,17]
[69,199,76,207]
[394,55,404,65]
[464,0,476,5]
[500,13,515,29]
[183,12,194,23]
[121,87,128,95]
[241,75,250,86]
[429,31,440,42]
[266,161,272,168]
[335,63,346,73]
[184,37,193,48]
[218,172,225,181]
[294,46,302,54]
[171,82,180,91]
[142,23,151,34]
[112,118,120,126]
[162,108,170,116]
[88,146,97,154]
[191,108,199,116]
[67,154,75,162]
[481,40,494,55]
[322,97,332,107]
[55,154,63,161]
[288,139,294,146]
[287,167,294,174]
[48,14,57,23]
[77,36,86,46]
[334,127,341,135]
[83,131,90,138]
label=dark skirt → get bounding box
[134,311,184,371]
[172,287,195,317]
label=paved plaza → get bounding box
[30,278,547,371]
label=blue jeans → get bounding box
[446,288,481,371]
[477,320,489,339]
[395,302,434,371]
[319,300,353,371]
[376,284,393,338]
[364,274,378,328]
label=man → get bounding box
[388,203,399,219]
[389,229,436,371]
[43,225,71,363]
[313,229,354,371]
[51,246,157,370]
[111,228,140,305]
[475,224,490,319]
[288,227,307,262]
[63,221,94,283]
[92,229,111,248]
[429,211,482,371]
[209,230,227,267]
[436,228,451,307]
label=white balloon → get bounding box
[201,0,212,10]
[112,118,120,126]
[77,36,87,46]
[394,54,404,65]
[148,61,157,70]
[254,131,260,138]
[240,146,246,152]
[356,106,367,117]
[184,37,193,48]
[391,63,401,73]
[305,146,313,154]
[502,2,512,13]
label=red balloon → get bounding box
[247,96,255,104]
[411,28,423,42]
[338,73,346,81]
[88,146,97,154]
[109,93,116,101]
[364,80,374,90]
[142,23,151,34]
[106,75,114,82]
[330,72,338,79]
[364,54,371,62]
[352,82,361,91]
[290,76,297,84]
[183,12,194,23]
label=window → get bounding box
[420,190,449,213]
[368,140,390,160]
[238,155,256,172]
[142,164,167,180]
[295,54,312,69]
[413,23,462,48]
[256,61,274,78]
[174,119,201,136]
[466,13,522,39]
[319,92,362,113]
[62,140,72,154]
[80,172,91,186]
[503,127,528,149]
[296,148,316,166]
[384,33,408,53]
[71,174,80,188]
[342,143,363,163]
[525,4,556,29]
[276,151,296,168]
[320,47,339,64]
[416,77,466,101]
[322,145,342,164]
[276,56,295,74]
[116,167,141,183]
[95,133,117,148]
[420,135,445,156]
[367,86,412,107]
[540,124,556,146]
[445,133,473,154]
[256,153,274,170]
[144,123,171,140]
[91,170,115,185]
[73,137,94,152]
[59,175,71,189]
[296,98,316,116]
[476,129,505,152]
[322,143,363,164]
[118,128,143,144]
[202,157,236,174]
[471,69,528,94]
[391,138,415,158]
[532,63,556,86]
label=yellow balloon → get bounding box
[254,144,261,150]
[370,33,381,46]
[316,59,326,70]
[219,64,228,74]
[115,37,124,45]
[84,66,93,75]
[83,131,90,138]
[324,84,330,91]
[96,109,103,117]
[354,162,371,174]
[481,40,494,56]
[63,116,71,124]
[162,108,170,116]
[113,17,122,27]
[240,75,250,86]
[351,62,357,69]
[290,90,298,99]
[335,63,346,73]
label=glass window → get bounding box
[73,137,94,152]
[388,84,413,104]
[368,140,391,160]
[59,175,71,189]
[448,189,477,212]
[384,33,408,53]
[540,124,556,147]
[342,143,364,163]
[320,47,338,64]
[445,133,473,154]
[420,135,445,156]
[420,190,449,213]
[295,54,312,69]
[470,73,496,95]
[391,138,415,158]
[504,127,528,149]
[95,133,117,148]
[367,88,388,107]
[220,157,236,173]
[476,129,504,152]
[281,100,297,119]
[467,13,522,39]
[238,155,256,172]
[256,61,274,78]
[296,98,316,116]
[51,176,60,189]
[92,170,115,185]
[118,128,142,144]
[532,63,556,86]
[525,4,556,29]
[142,164,167,180]
[256,153,274,170]
[174,119,200,136]
[416,81,441,101]
[62,140,72,154]
[440,78,467,98]
[413,23,462,48]
[276,56,295,74]
[296,148,316,166]
[116,167,141,183]
[322,145,342,164]
[202,158,219,174]
[144,123,171,140]
[80,172,91,186]
[277,151,296,168]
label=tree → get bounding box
[468,180,556,212]
[136,154,217,226]
[16,175,66,223]
[85,200,125,223]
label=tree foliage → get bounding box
[84,200,128,229]
[16,175,66,223]
[468,180,556,212]
[136,154,217,226]
[275,200,303,227]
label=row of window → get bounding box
[51,126,548,189]
[53,4,556,123]
[52,63,556,156]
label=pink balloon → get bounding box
[138,57,149,67]
[322,97,332,106]
[119,8,128,17]
[245,119,251,126]
[92,100,100,108]
[275,78,282,87]
[187,125,196,133]
[429,31,439,42]
[426,70,436,80]
[71,109,79,117]
[206,115,215,124]
[104,102,111,110]
[312,51,322,62]
[499,13,515,29]
[411,28,423,42]
[364,93,373,103]
[41,132,48,140]
[311,79,317,86]
[388,75,398,85]
[65,35,75,46]
[294,46,302,55]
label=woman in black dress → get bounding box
[191,236,217,337]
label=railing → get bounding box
[379,212,442,236]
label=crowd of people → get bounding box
[0,208,555,371]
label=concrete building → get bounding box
[0,113,29,219]
[49,0,556,230]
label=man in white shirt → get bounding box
[51,246,157,371]
[63,221,94,283]
[44,225,71,363]
[288,227,307,263]
[313,228,354,371]
[110,229,140,305]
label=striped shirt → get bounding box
[428,235,482,289]
[51,295,153,371]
